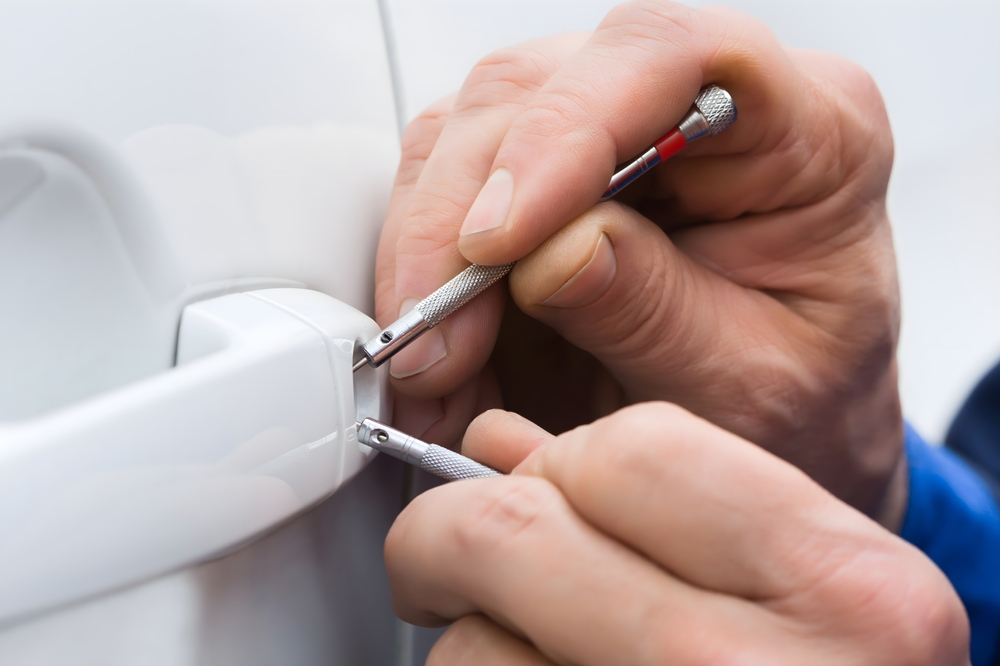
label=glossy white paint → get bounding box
[122,121,398,315]
[0,0,404,660]
[0,0,398,141]
[0,127,183,421]
[0,288,389,623]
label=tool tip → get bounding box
[352,357,369,372]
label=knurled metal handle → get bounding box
[693,84,737,136]
[419,444,502,481]
[357,417,502,481]
[414,263,515,327]
[358,262,515,368]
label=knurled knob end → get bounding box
[694,85,737,136]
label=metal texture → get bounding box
[677,108,712,142]
[419,444,501,480]
[606,84,737,196]
[693,84,737,136]
[357,418,429,466]
[355,263,513,370]
[414,263,514,327]
[602,146,661,200]
[357,418,501,481]
[359,308,429,368]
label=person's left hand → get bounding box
[386,405,968,666]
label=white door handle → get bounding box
[0,288,388,623]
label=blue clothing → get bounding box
[948,361,1000,500]
[902,360,1000,666]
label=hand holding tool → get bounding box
[354,84,737,373]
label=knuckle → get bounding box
[613,401,690,433]
[589,402,697,468]
[603,0,699,41]
[506,100,584,146]
[399,97,455,164]
[396,189,471,256]
[456,46,563,113]
[703,4,778,49]
[806,540,970,665]
[500,2,705,148]
[824,55,886,121]
[793,56,892,204]
[877,560,970,665]
[834,63,894,169]
[451,477,564,558]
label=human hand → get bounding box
[375,1,903,523]
[385,406,969,666]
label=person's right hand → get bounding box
[386,406,970,666]
[375,2,904,524]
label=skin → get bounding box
[374,1,907,527]
[386,407,970,666]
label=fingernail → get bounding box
[514,447,546,477]
[390,298,448,379]
[460,168,513,236]
[540,233,617,309]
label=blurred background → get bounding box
[383,0,1000,445]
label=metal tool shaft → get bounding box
[357,418,501,481]
[357,263,514,369]
[602,84,736,199]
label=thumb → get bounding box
[508,202,806,422]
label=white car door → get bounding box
[0,2,406,663]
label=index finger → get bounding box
[516,402,931,605]
[380,34,587,394]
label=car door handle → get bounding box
[0,288,389,623]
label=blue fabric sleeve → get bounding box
[947,360,1000,500]
[901,423,1000,666]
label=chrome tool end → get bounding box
[357,416,501,480]
[678,84,738,142]
[355,263,514,371]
